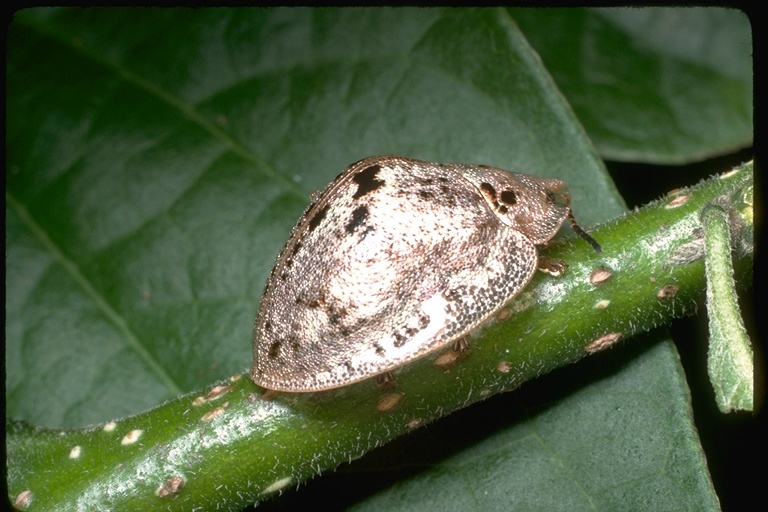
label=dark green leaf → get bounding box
[512,7,753,164]
[6,7,740,511]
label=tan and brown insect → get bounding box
[251,156,600,392]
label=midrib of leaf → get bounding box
[16,11,306,199]
[6,191,184,396]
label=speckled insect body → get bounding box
[251,156,599,392]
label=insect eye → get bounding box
[545,189,569,209]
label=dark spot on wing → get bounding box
[308,204,329,231]
[345,205,369,234]
[352,165,385,199]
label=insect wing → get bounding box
[252,157,538,391]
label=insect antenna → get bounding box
[567,210,602,254]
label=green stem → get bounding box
[7,163,754,511]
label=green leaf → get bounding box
[512,7,753,164]
[6,7,749,511]
[7,6,622,429]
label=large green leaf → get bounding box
[7,6,622,429]
[6,7,746,511]
[512,8,753,164]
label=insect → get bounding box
[251,156,601,392]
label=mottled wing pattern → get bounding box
[252,156,538,391]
